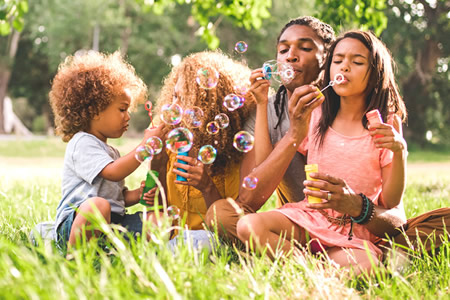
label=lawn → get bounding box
[0,137,449,299]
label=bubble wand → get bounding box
[138,100,161,208]
[315,73,345,99]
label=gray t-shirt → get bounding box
[54,132,127,233]
[243,92,306,205]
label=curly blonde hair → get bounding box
[49,51,147,142]
[156,51,255,176]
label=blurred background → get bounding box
[0,0,448,150]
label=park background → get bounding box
[0,0,449,299]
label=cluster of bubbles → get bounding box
[137,40,263,197]
[262,60,295,84]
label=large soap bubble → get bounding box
[196,67,219,90]
[160,103,183,125]
[145,136,163,155]
[234,41,248,53]
[233,131,254,153]
[135,145,154,163]
[223,94,241,111]
[262,60,295,84]
[198,145,217,164]
[242,175,258,190]
[206,121,220,135]
[183,106,204,128]
[214,113,229,129]
[165,127,194,153]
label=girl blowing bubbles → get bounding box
[50,51,166,249]
[237,30,407,274]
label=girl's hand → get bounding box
[140,180,158,206]
[303,172,363,218]
[172,155,213,191]
[248,68,270,105]
[369,115,407,154]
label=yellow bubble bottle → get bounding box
[304,164,322,203]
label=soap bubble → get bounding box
[206,121,220,135]
[234,41,248,53]
[233,131,254,152]
[198,145,217,164]
[165,127,194,153]
[160,103,183,125]
[196,67,219,90]
[183,106,204,128]
[214,113,229,129]
[145,136,163,155]
[242,175,258,190]
[135,145,154,163]
[167,205,180,220]
[262,60,295,84]
[223,94,241,111]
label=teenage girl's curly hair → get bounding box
[49,51,147,142]
[156,51,255,176]
[273,16,336,130]
[316,30,407,147]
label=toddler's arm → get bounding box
[100,124,167,182]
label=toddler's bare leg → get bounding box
[69,197,111,246]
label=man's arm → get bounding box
[239,85,323,211]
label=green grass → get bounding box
[0,138,449,299]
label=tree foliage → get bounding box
[0,0,28,34]
[1,0,448,147]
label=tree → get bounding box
[0,0,28,133]
[381,0,450,147]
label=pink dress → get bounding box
[278,107,393,257]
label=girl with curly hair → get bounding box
[152,51,255,230]
[50,51,166,249]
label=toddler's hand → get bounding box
[140,180,158,206]
[144,123,168,141]
[369,115,407,154]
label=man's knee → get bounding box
[206,199,237,234]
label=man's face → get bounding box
[276,25,325,92]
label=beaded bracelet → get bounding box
[351,193,375,224]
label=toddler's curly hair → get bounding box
[156,51,255,176]
[49,51,147,142]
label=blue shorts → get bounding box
[56,211,144,249]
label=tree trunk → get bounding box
[401,21,441,146]
[0,30,21,134]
